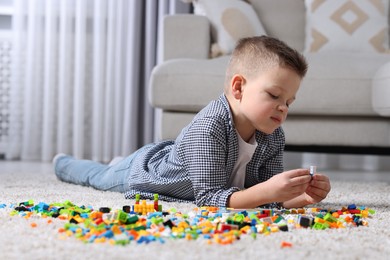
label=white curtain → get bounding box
[7,0,190,162]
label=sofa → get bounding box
[149,0,390,154]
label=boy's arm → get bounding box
[280,194,309,209]
[228,169,312,208]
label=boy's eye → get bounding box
[268,93,278,99]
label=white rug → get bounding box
[0,161,389,260]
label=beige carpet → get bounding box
[0,161,389,260]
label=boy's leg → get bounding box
[54,154,134,193]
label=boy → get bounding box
[54,36,331,208]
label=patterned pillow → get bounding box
[193,0,267,57]
[304,0,389,53]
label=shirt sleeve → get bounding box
[176,116,240,207]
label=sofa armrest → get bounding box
[163,14,210,61]
[372,62,390,116]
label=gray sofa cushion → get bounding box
[150,52,390,116]
[160,111,390,147]
[149,56,229,112]
[292,52,390,115]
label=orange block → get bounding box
[281,241,293,248]
[209,207,219,213]
[111,225,122,235]
[58,227,66,233]
[329,222,339,229]
[90,211,103,219]
[332,212,340,218]
[344,216,353,223]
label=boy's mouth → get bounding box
[271,116,282,124]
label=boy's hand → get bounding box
[264,169,312,203]
[303,174,331,204]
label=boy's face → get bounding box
[230,65,301,139]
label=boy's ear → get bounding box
[231,74,245,100]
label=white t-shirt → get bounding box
[228,131,258,189]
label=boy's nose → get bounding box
[278,104,288,113]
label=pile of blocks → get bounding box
[3,196,375,246]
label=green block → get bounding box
[323,222,330,229]
[64,223,79,231]
[116,239,130,246]
[127,215,139,224]
[27,200,34,206]
[96,223,107,231]
[273,215,284,223]
[60,209,69,215]
[75,233,83,238]
[233,214,245,223]
[83,218,92,227]
[132,225,146,231]
[324,212,337,223]
[117,210,129,224]
[251,232,257,239]
[312,223,325,230]
[64,200,75,208]
[155,217,164,224]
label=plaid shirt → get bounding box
[124,94,285,206]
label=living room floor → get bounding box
[324,169,390,182]
[1,159,389,259]
[1,160,389,183]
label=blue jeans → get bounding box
[54,152,138,193]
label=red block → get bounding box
[348,209,361,214]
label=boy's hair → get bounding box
[225,36,308,93]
